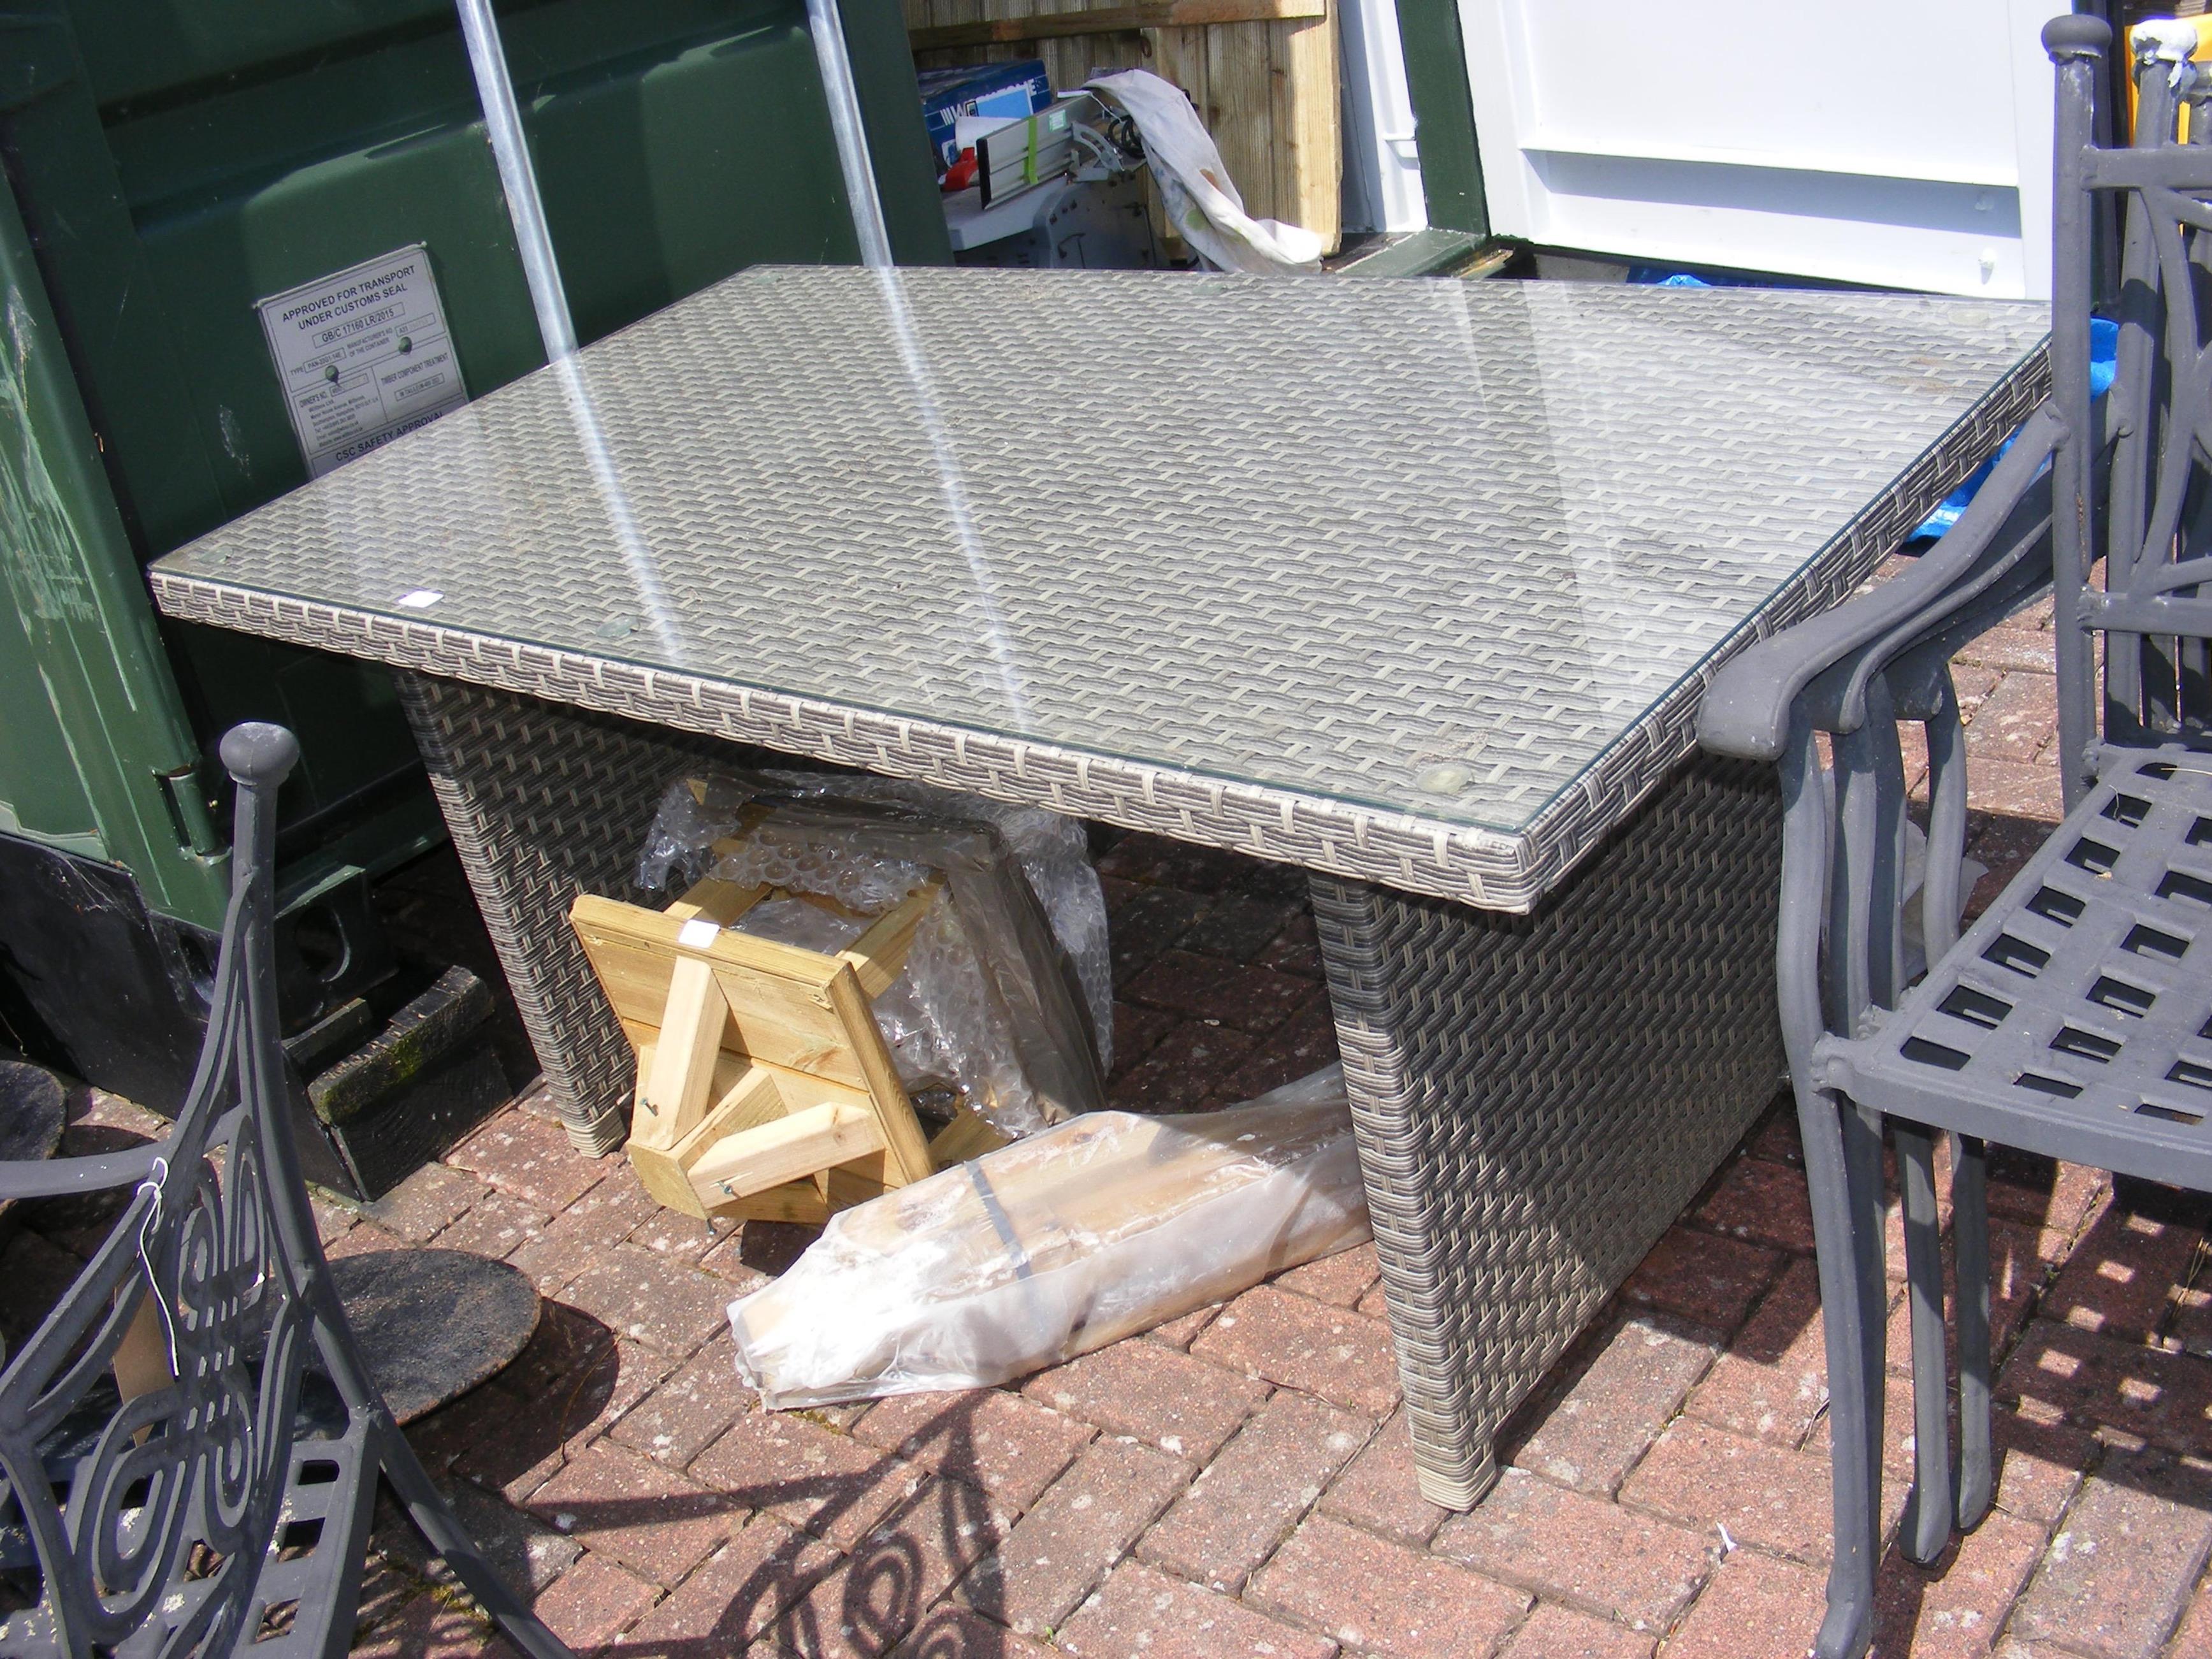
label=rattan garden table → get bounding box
[149,265,2048,1507]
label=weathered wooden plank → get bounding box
[843,878,941,998]
[1203,13,1275,222]
[910,0,1318,49]
[929,1110,1011,1164]
[1269,4,1340,249]
[826,965,937,1186]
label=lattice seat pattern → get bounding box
[1829,746,2212,1187]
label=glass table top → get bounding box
[154,266,2047,838]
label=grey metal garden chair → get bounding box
[1697,17,2212,1659]
[0,723,573,1659]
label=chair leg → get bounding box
[1896,1122,1954,1565]
[1802,1085,1884,1659]
[377,1421,578,1659]
[1951,1133,1994,1530]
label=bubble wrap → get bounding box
[728,894,1035,1131]
[751,771,1113,1072]
[635,771,1110,1138]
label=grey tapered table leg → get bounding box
[1311,756,1786,1506]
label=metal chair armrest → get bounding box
[1698,403,2064,761]
[0,1141,164,1203]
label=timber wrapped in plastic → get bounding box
[726,1066,1370,1407]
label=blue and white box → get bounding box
[918,61,1052,172]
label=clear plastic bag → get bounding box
[749,771,1113,1076]
[634,772,1109,1136]
[725,1066,1371,1407]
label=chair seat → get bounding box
[1823,742,2212,1188]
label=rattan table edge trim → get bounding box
[147,334,2048,916]
[149,572,1551,906]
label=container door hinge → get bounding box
[158,765,223,857]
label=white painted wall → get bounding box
[1454,0,2071,296]
[1341,0,1430,232]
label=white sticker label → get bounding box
[676,919,722,950]
[256,246,468,479]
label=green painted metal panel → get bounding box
[1392,0,1489,236]
[0,0,948,929]
[0,175,231,925]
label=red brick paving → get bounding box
[1434,1468,1712,1632]
[956,1438,1187,1635]
[2006,1445,2212,1658]
[1137,1391,1368,1591]
[1495,1600,1655,1658]
[1022,1338,1267,1461]
[1189,1284,1402,1416]
[1059,1558,1338,1658]
[1510,1312,1718,1497]
[1682,1256,1831,1449]
[1247,1516,1530,1658]
[1318,1410,1452,1546]
[851,1389,1095,1513]
[1654,1549,1826,1658]
[27,618,2212,1659]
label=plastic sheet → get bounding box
[635,772,1108,1136]
[745,771,1112,1074]
[726,1066,1371,1407]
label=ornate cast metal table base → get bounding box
[396,673,1781,1503]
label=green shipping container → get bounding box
[0,0,948,1108]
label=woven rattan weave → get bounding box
[152,268,2046,910]
[149,266,2048,1506]
[1317,756,1783,1504]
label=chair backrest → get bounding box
[2049,17,2212,793]
[0,724,352,1656]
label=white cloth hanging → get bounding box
[1085,69,1323,275]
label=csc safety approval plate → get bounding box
[256,245,468,479]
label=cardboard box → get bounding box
[918,61,1052,172]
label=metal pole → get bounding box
[454,0,577,361]
[804,0,896,268]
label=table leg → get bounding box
[1310,755,1786,1508]
[393,674,727,1154]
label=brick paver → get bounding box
[1682,1257,1830,1450]
[1653,1549,1823,1658]
[1514,1312,1718,1496]
[1138,1390,1368,1591]
[1248,1515,1531,1658]
[1623,1421,1849,1567]
[1190,1284,1402,1415]
[31,650,2212,1659]
[1438,1470,1714,1632]
[957,1438,1188,1635]
[772,1477,1004,1657]
[523,1440,733,1586]
[851,1389,1095,1513]
[1871,1510,2049,1659]
[693,1409,926,1551]
[1319,1409,1452,1545]
[1497,1602,1656,1658]
[2007,1445,2212,1658]
[611,1335,753,1468]
[1621,1228,1781,1335]
[1022,1338,1266,1460]
[623,1518,838,1655]
[1058,1560,1338,1659]
[1696,1155,1818,1256]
